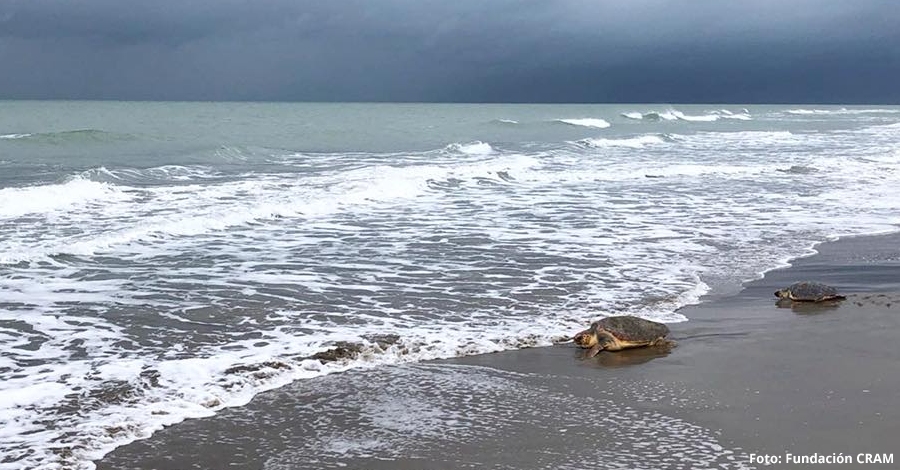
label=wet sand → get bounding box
[98,233,900,469]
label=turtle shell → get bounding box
[593,316,669,342]
[787,282,840,301]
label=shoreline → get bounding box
[97,231,900,469]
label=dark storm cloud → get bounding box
[0,0,898,102]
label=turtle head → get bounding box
[572,328,598,349]
[774,288,790,299]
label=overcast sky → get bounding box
[1,0,898,103]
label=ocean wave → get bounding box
[0,129,136,144]
[677,130,798,147]
[670,110,719,122]
[491,119,519,125]
[578,130,797,152]
[0,178,131,220]
[786,108,900,116]
[444,141,494,155]
[619,109,751,122]
[0,153,540,264]
[555,118,611,129]
[711,109,752,120]
[579,134,668,149]
[79,165,223,184]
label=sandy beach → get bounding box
[96,232,900,469]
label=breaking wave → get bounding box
[620,109,751,122]
[444,141,494,155]
[579,134,669,149]
[0,178,131,220]
[555,118,611,129]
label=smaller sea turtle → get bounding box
[573,316,673,357]
[774,282,845,302]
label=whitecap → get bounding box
[445,141,494,155]
[670,110,719,122]
[556,118,611,129]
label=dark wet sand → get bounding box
[98,233,900,470]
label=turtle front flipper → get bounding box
[586,332,616,357]
[587,343,603,357]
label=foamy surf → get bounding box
[0,314,594,470]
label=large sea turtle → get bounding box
[775,282,845,302]
[573,316,673,357]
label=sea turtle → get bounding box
[774,282,845,302]
[572,315,673,357]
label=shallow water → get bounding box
[1,102,899,468]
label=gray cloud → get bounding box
[1,0,898,102]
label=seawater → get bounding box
[1,102,899,469]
